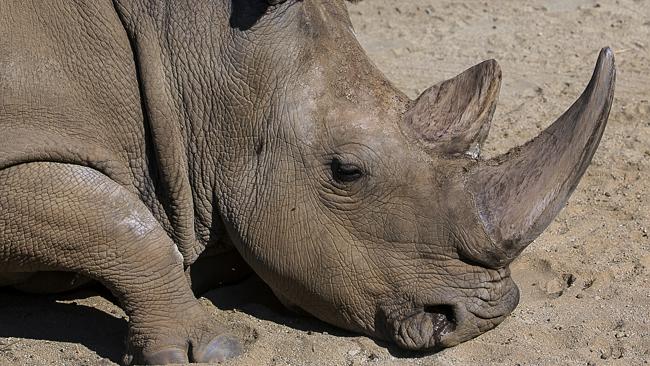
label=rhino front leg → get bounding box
[0,162,241,365]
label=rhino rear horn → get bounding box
[469,48,616,262]
[403,59,502,158]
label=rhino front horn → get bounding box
[469,47,616,263]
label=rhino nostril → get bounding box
[423,304,457,334]
[423,304,455,320]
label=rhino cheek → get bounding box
[233,195,380,336]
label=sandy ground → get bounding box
[1,0,649,365]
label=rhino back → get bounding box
[0,1,204,263]
[0,0,144,177]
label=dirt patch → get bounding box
[1,1,648,365]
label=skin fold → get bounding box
[0,0,615,364]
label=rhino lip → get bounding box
[383,304,456,350]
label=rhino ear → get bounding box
[403,60,502,158]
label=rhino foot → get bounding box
[130,335,241,365]
[123,306,242,365]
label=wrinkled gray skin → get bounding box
[0,0,615,364]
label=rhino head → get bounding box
[215,0,615,350]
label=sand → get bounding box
[1,0,649,365]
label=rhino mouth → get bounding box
[382,304,456,350]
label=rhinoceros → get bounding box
[0,0,615,364]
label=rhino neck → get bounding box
[113,0,238,263]
[112,0,310,262]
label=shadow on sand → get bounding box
[1,275,432,363]
[203,275,435,359]
[0,287,126,363]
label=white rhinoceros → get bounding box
[0,0,615,364]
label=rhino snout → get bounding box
[381,304,457,350]
[378,275,520,351]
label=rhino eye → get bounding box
[331,158,364,183]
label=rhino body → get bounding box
[0,0,615,364]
